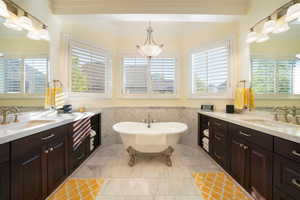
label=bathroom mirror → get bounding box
[0,16,49,108]
[250,21,300,100]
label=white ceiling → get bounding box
[49,0,249,15]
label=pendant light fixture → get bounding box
[0,0,9,17]
[27,29,41,40]
[18,12,33,31]
[39,24,50,41]
[256,34,270,43]
[3,13,22,31]
[246,0,300,44]
[137,22,164,59]
[246,28,259,43]
[262,16,276,34]
[286,2,300,22]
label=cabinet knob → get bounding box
[44,150,49,154]
[292,178,300,189]
[243,145,248,150]
[49,147,54,152]
[292,150,300,157]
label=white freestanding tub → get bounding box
[113,122,188,166]
[113,122,188,153]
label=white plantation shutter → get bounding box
[70,41,110,94]
[251,57,299,95]
[123,57,177,96]
[151,58,176,94]
[24,58,48,94]
[0,58,22,94]
[192,41,230,95]
[123,58,148,94]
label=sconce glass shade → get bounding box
[3,14,23,31]
[39,27,50,41]
[246,30,258,43]
[27,29,41,40]
[286,3,300,22]
[297,54,300,59]
[0,52,4,57]
[256,34,270,43]
[262,19,276,34]
[0,0,9,18]
[273,16,290,34]
[18,14,33,31]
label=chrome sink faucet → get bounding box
[143,113,156,128]
[273,106,289,122]
[0,106,21,125]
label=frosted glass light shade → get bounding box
[27,29,41,40]
[4,14,23,31]
[137,44,163,57]
[246,31,258,43]
[273,23,290,34]
[0,0,9,18]
[0,52,4,57]
[39,28,50,41]
[256,34,270,43]
[297,54,300,59]
[262,19,276,34]
[286,3,300,22]
[18,15,33,31]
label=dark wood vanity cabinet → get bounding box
[11,124,71,200]
[210,118,229,170]
[0,143,10,200]
[199,114,274,200]
[229,124,273,200]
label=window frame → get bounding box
[188,39,233,99]
[121,54,179,99]
[67,39,112,99]
[0,55,49,99]
[250,55,300,99]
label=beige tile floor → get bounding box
[72,144,221,200]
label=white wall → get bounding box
[57,21,238,110]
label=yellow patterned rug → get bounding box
[48,178,104,200]
[193,172,252,200]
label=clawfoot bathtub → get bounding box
[113,122,188,166]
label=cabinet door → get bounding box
[230,137,249,188]
[47,136,69,194]
[11,151,47,200]
[274,190,295,200]
[249,144,273,200]
[0,162,10,200]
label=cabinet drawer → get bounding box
[0,143,9,163]
[210,118,227,131]
[274,155,300,199]
[275,138,300,163]
[233,126,273,151]
[212,143,228,169]
[12,124,71,160]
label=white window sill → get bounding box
[121,94,179,100]
[189,93,233,100]
[68,92,112,100]
[0,95,45,99]
[256,95,300,100]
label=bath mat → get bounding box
[193,172,252,200]
[48,178,104,200]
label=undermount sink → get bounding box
[25,120,56,127]
[242,118,298,128]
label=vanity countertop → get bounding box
[199,111,300,144]
[0,110,101,144]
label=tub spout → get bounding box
[143,113,153,128]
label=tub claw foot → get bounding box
[127,146,137,167]
[164,146,174,167]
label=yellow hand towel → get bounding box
[53,87,64,108]
[45,88,54,108]
[248,88,255,110]
[234,88,245,110]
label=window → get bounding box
[0,57,48,95]
[251,57,300,96]
[191,40,231,97]
[69,41,111,97]
[123,57,177,97]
